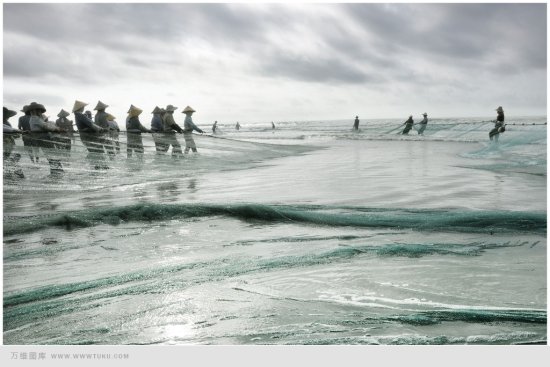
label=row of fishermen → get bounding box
[3,101,206,176]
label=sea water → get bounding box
[2,117,546,344]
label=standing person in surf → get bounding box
[353,115,359,130]
[28,102,64,176]
[18,104,39,163]
[125,104,152,159]
[162,104,185,158]
[182,106,204,154]
[401,115,414,134]
[489,106,505,141]
[417,113,428,136]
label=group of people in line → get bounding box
[3,100,209,177]
[3,102,508,178]
[353,106,505,140]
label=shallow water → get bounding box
[3,117,547,344]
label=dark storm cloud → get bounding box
[342,3,547,70]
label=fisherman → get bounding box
[73,100,109,169]
[85,110,93,120]
[162,104,184,157]
[402,115,414,135]
[353,115,359,130]
[55,109,74,152]
[94,101,116,158]
[150,106,168,153]
[106,114,121,153]
[272,121,276,129]
[18,104,39,163]
[489,106,505,142]
[235,121,240,130]
[3,107,25,178]
[126,105,152,159]
[27,102,64,176]
[212,121,218,133]
[182,106,204,153]
[417,113,428,136]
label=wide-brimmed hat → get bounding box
[106,113,116,121]
[3,107,17,118]
[182,106,196,113]
[94,100,109,110]
[72,100,88,112]
[422,112,428,116]
[57,109,70,118]
[27,102,46,114]
[127,104,143,117]
[151,106,162,114]
[21,105,29,113]
[496,106,503,112]
[165,105,178,112]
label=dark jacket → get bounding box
[126,116,151,134]
[75,112,102,133]
[18,115,31,131]
[151,114,163,132]
[496,111,504,123]
[94,111,110,129]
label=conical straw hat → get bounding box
[127,104,143,117]
[94,100,109,110]
[151,106,162,114]
[182,106,196,113]
[3,107,17,118]
[27,102,46,113]
[106,113,116,121]
[57,109,70,118]
[72,100,88,112]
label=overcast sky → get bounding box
[3,2,547,124]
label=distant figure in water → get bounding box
[402,115,414,134]
[417,113,428,135]
[489,106,505,142]
[272,121,275,129]
[235,121,240,130]
[212,121,218,133]
[182,106,204,153]
[353,115,359,130]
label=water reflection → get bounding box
[157,181,181,200]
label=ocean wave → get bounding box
[3,240,533,309]
[3,203,546,236]
[296,331,545,345]
[388,309,546,325]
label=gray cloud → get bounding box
[260,54,382,85]
[3,3,546,119]
[343,3,546,71]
